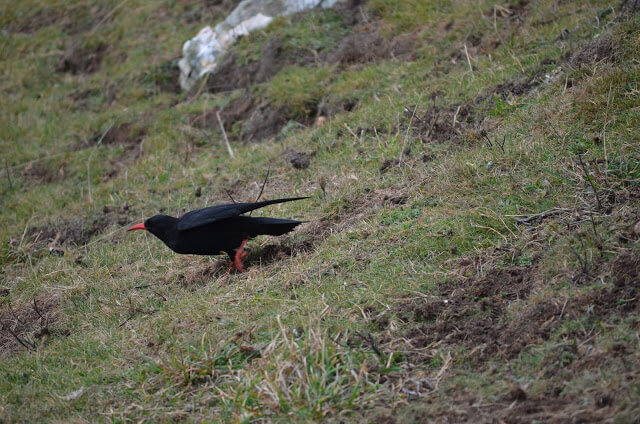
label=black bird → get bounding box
[127,197,307,272]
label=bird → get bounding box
[127,197,308,272]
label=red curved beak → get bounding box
[127,223,147,232]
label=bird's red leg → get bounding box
[225,238,250,274]
[232,238,249,272]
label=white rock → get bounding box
[179,0,345,90]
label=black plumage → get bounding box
[127,197,307,271]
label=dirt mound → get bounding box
[0,294,67,358]
[21,161,68,184]
[192,95,291,142]
[567,34,619,69]
[409,103,476,143]
[56,40,108,74]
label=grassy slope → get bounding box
[1,0,639,422]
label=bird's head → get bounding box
[127,215,178,242]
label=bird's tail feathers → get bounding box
[249,217,304,236]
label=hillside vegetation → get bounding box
[1,0,639,422]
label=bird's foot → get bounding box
[225,238,249,274]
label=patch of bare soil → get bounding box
[398,256,539,361]
[324,30,416,66]
[567,34,620,69]
[25,205,133,248]
[191,95,291,142]
[375,390,616,424]
[364,245,639,423]
[98,122,146,147]
[56,40,108,74]
[623,0,640,14]
[0,294,67,358]
[407,102,477,144]
[394,243,640,366]
[162,260,221,289]
[21,161,68,184]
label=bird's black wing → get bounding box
[176,197,309,231]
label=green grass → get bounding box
[1,0,640,422]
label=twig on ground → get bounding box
[512,208,569,224]
[254,166,271,203]
[356,332,384,359]
[576,154,603,210]
[225,189,237,204]
[463,44,474,76]
[4,159,12,189]
[32,298,44,321]
[1,323,35,351]
[216,111,235,159]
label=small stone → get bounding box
[290,152,310,170]
[195,187,202,197]
[507,386,527,401]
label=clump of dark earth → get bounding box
[379,158,400,173]
[56,40,108,74]
[286,150,312,169]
